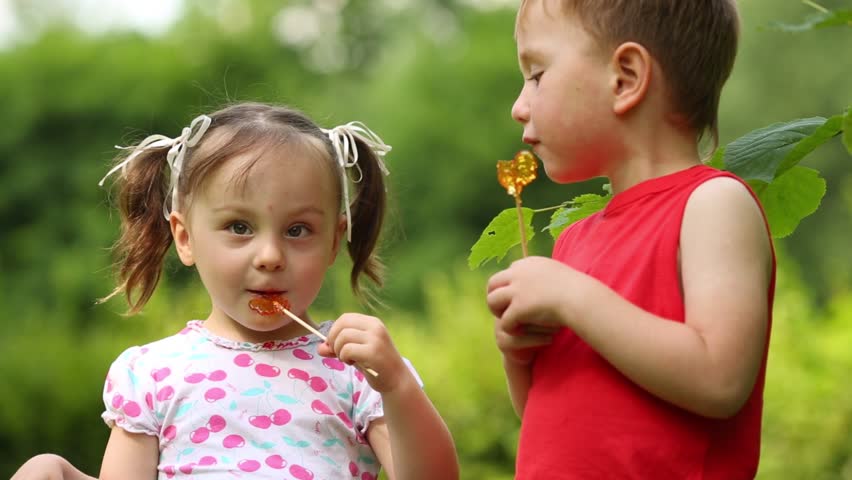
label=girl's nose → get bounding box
[253,238,285,271]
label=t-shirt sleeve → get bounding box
[351,357,424,435]
[101,346,159,436]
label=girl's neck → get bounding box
[203,312,321,345]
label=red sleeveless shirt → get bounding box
[515,166,775,479]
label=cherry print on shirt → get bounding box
[293,348,314,360]
[185,369,228,384]
[289,463,315,480]
[151,367,171,382]
[265,454,287,469]
[237,459,261,472]
[162,425,177,441]
[233,353,255,367]
[156,385,175,401]
[255,363,281,377]
[322,357,345,371]
[223,433,246,448]
[208,414,227,432]
[122,399,142,417]
[204,387,227,402]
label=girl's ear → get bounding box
[610,41,652,116]
[170,212,195,266]
[330,214,347,265]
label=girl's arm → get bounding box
[368,375,459,480]
[99,427,159,480]
[320,313,459,480]
[488,177,772,418]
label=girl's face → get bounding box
[171,142,345,344]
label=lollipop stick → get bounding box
[515,194,528,257]
[276,303,380,378]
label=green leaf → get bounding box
[843,108,852,154]
[468,207,535,269]
[723,117,828,182]
[545,193,611,239]
[758,166,826,238]
[707,146,726,169]
[767,10,852,32]
[776,114,843,174]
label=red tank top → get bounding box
[515,165,775,479]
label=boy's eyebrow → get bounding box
[517,48,541,70]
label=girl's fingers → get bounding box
[336,342,373,367]
[331,327,370,356]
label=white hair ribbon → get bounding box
[98,114,212,219]
[320,121,391,241]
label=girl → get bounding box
[13,102,459,480]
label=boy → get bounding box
[486,1,775,478]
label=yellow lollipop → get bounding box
[496,150,538,256]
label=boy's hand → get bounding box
[487,256,580,331]
[488,256,579,364]
[317,313,410,393]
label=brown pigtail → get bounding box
[345,136,388,300]
[99,147,174,314]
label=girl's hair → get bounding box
[102,102,388,314]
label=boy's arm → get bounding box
[489,177,772,418]
[367,373,459,480]
[502,358,533,417]
[12,454,98,480]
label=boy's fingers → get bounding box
[496,330,553,350]
[524,325,560,335]
[486,269,511,294]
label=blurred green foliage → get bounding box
[1,0,851,478]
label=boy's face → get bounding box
[512,0,616,183]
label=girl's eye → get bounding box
[287,225,309,238]
[228,222,252,235]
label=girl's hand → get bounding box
[317,313,409,393]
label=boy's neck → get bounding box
[605,118,702,195]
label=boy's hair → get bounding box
[103,102,387,314]
[520,0,739,147]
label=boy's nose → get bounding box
[254,238,285,271]
[511,89,530,124]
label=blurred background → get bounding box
[1,0,850,478]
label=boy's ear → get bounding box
[170,212,195,266]
[610,41,652,116]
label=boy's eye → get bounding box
[228,222,252,235]
[527,71,543,85]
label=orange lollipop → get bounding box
[496,150,538,256]
[497,150,538,197]
[248,295,379,377]
[249,295,291,316]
